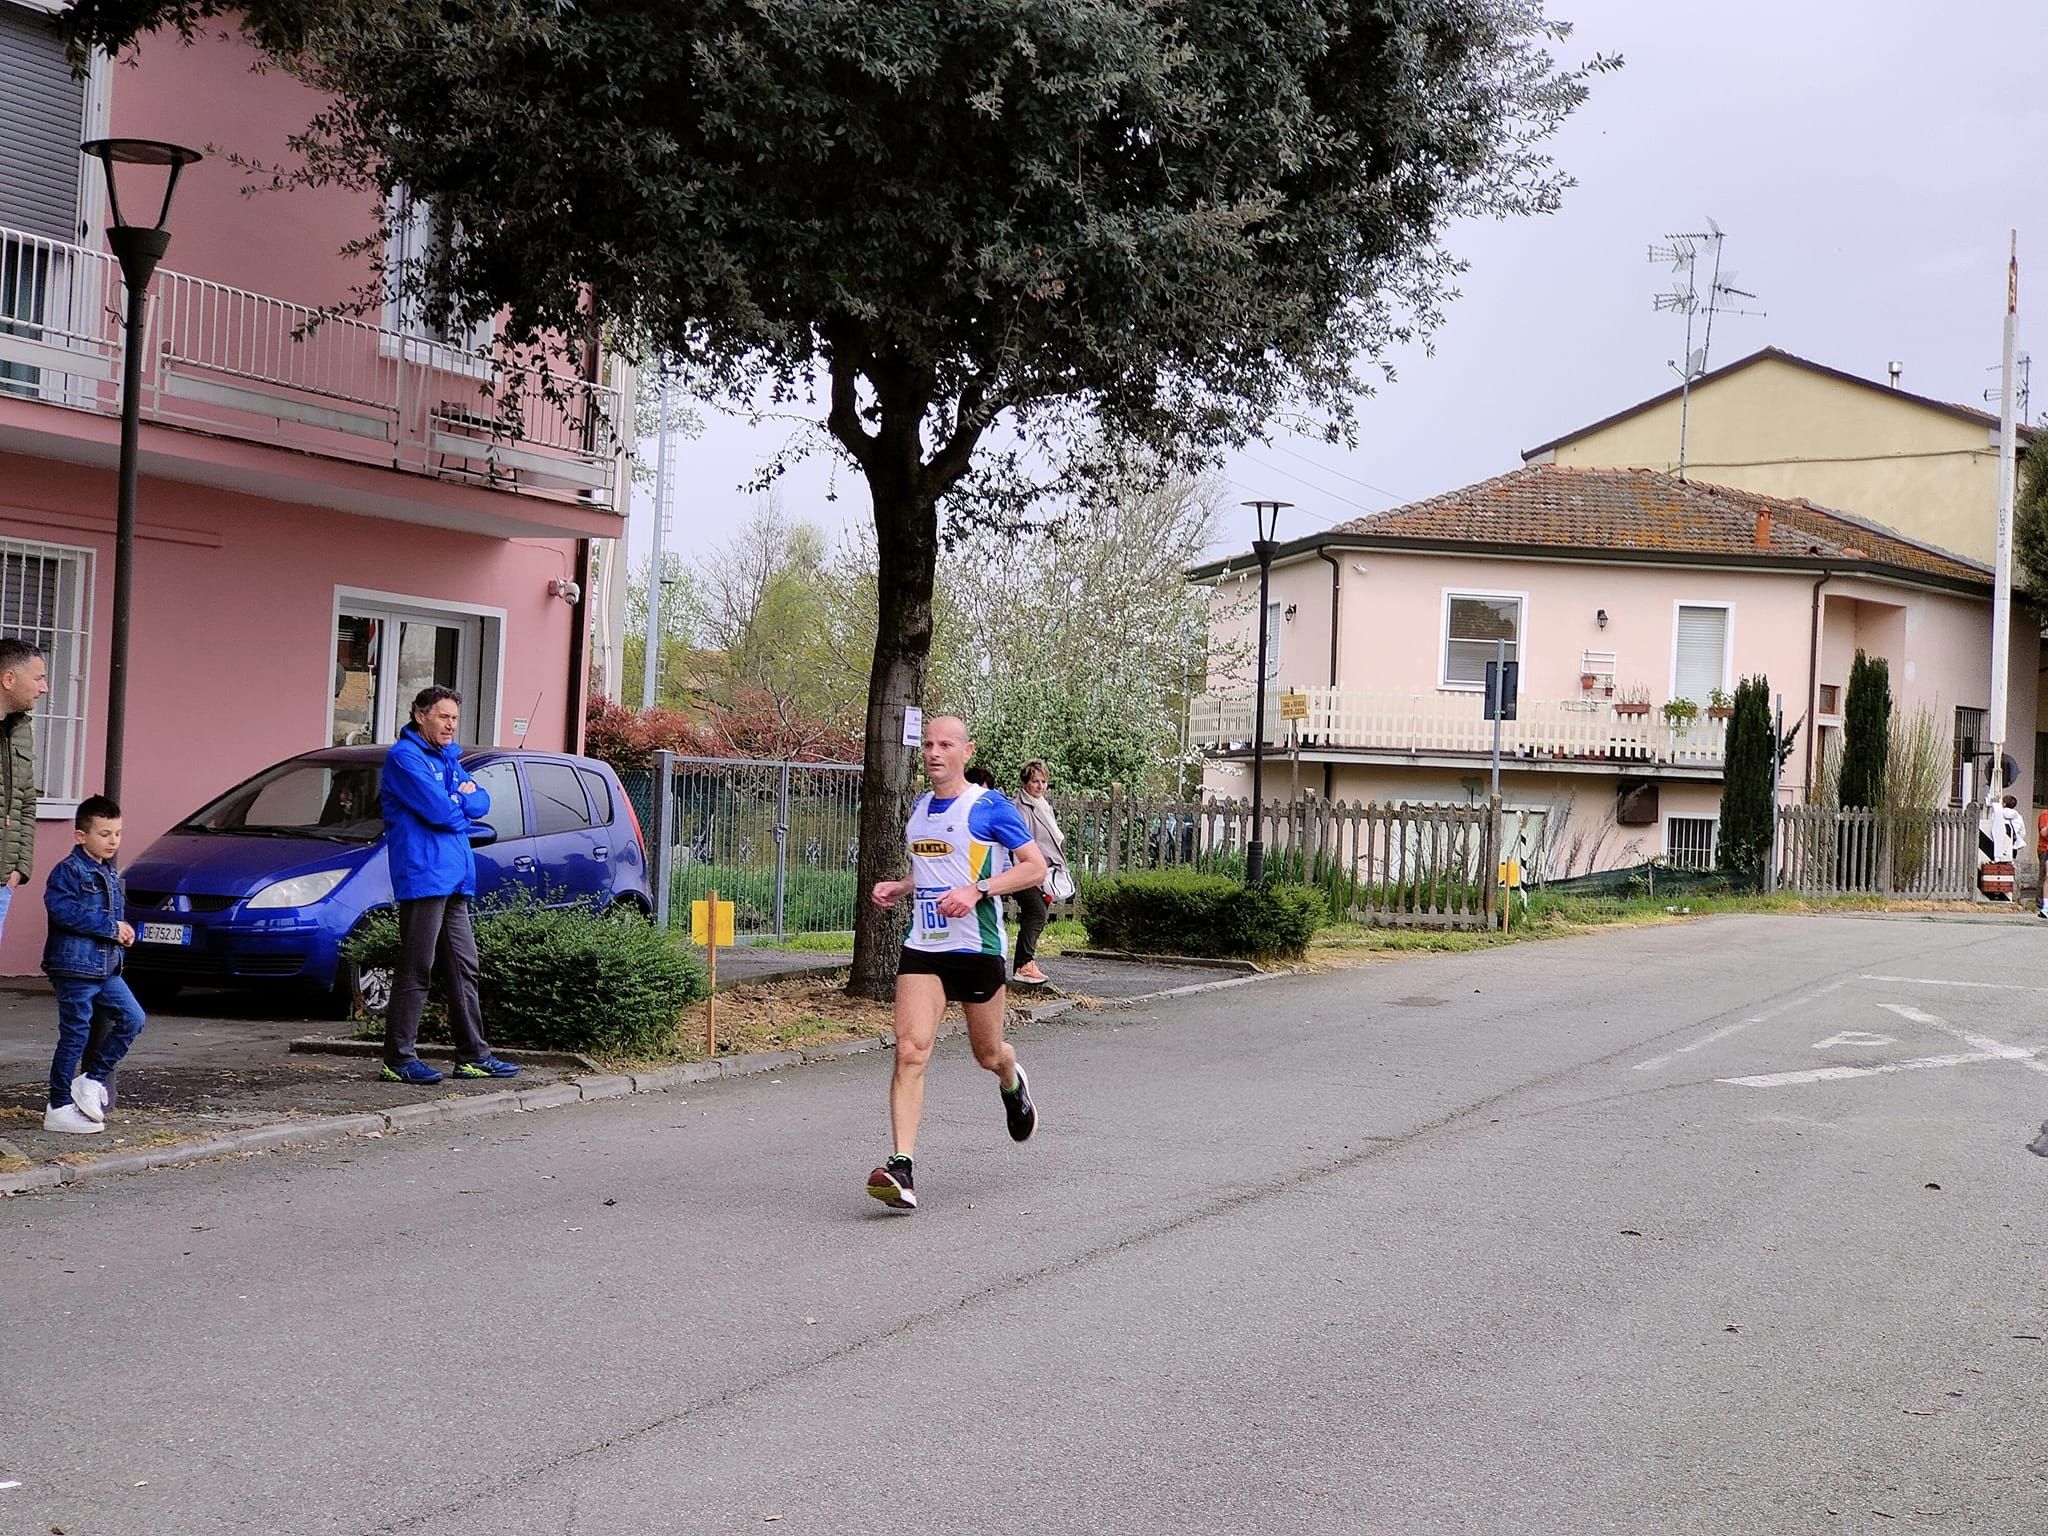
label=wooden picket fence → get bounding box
[1052,792,1502,930]
[1776,803,1980,899]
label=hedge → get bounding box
[1081,871,1325,959]
[344,900,708,1056]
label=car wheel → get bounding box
[606,895,652,923]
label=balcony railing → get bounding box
[1192,687,1728,769]
[0,223,624,511]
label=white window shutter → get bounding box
[1674,606,1727,702]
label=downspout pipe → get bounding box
[1804,570,1834,796]
[1317,548,1342,800]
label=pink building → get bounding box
[1192,466,2037,875]
[0,8,629,972]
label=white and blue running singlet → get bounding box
[903,784,1036,955]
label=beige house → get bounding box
[1522,347,2031,567]
[1191,465,2035,875]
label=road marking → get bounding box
[1814,1031,1896,1050]
[1633,978,1852,1072]
[1723,1051,2010,1088]
[1861,974,2048,995]
[1721,1003,2048,1088]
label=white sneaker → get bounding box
[43,1103,104,1135]
[70,1074,106,1123]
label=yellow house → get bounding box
[1522,347,2032,567]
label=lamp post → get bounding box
[81,137,201,802]
[1241,499,1290,884]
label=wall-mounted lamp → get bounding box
[1283,603,1298,620]
[1595,608,1609,629]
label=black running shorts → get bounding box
[898,947,1008,1005]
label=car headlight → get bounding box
[246,869,349,909]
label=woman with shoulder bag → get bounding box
[1012,760,1071,985]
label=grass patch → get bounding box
[594,976,896,1070]
[764,931,856,953]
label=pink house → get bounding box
[0,8,629,972]
[1191,466,2036,875]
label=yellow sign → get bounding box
[691,895,735,947]
[1498,859,1523,889]
[1279,691,1308,721]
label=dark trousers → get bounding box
[383,894,492,1067]
[49,972,146,1109]
[1013,885,1049,969]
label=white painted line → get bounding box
[1861,974,2048,995]
[1723,1051,2008,1088]
[1876,1004,2048,1078]
[1634,977,1852,1072]
[1814,1031,1896,1050]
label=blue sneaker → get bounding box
[452,1055,520,1079]
[379,1058,443,1085]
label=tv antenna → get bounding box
[1984,353,2033,423]
[1648,218,1765,477]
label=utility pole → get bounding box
[1987,234,2019,817]
[639,382,671,711]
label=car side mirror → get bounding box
[468,824,498,846]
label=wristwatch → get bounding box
[974,878,992,895]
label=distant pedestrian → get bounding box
[964,766,996,788]
[42,796,144,1134]
[0,637,50,943]
[1011,760,1071,986]
[865,714,1045,1211]
[378,687,520,1085]
[2037,801,2048,919]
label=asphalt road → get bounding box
[7,912,2048,1535]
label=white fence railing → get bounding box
[1191,687,1728,767]
[0,223,623,510]
[1777,803,1980,899]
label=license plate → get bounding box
[139,922,190,946]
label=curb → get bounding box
[1063,949,1265,975]
[287,1038,601,1071]
[0,968,1287,1197]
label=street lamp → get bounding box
[1241,498,1290,884]
[81,137,201,802]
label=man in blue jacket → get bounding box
[379,686,519,1085]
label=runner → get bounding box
[866,714,1047,1211]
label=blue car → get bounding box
[122,746,651,1015]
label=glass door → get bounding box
[331,605,486,745]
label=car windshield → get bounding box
[176,762,385,843]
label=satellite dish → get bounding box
[1687,348,1707,378]
[1705,215,1723,238]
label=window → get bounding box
[0,9,87,243]
[1666,815,1718,871]
[1,536,91,805]
[1672,604,1730,705]
[1818,683,1840,715]
[1954,706,1986,806]
[381,185,493,366]
[1442,592,1521,689]
[467,761,526,840]
[527,761,592,837]
[576,766,615,828]
[1263,602,1281,682]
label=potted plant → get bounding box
[1662,696,1700,728]
[1580,671,1599,692]
[1706,687,1734,720]
[1614,685,1651,718]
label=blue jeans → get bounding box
[0,880,13,939]
[49,973,146,1110]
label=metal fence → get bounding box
[632,754,1515,939]
[1777,803,1981,899]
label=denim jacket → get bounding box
[42,845,125,979]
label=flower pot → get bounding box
[1708,706,1733,720]
[1614,703,1650,717]
[1580,673,1599,690]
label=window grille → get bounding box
[1666,815,1718,871]
[0,535,92,804]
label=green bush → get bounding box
[671,862,858,936]
[344,901,708,1055]
[1081,871,1325,958]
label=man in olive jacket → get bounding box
[0,638,50,942]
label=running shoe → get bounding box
[379,1058,444,1085]
[1001,1064,1037,1142]
[452,1055,521,1079]
[867,1154,916,1211]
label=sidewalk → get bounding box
[0,948,1264,1195]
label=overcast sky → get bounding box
[628,0,2046,572]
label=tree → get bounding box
[620,552,706,713]
[931,460,1223,794]
[1840,650,1891,810]
[2015,432,2048,598]
[1716,675,1774,880]
[68,0,1608,995]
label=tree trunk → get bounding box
[846,473,939,1000]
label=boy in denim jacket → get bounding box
[42,795,145,1135]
